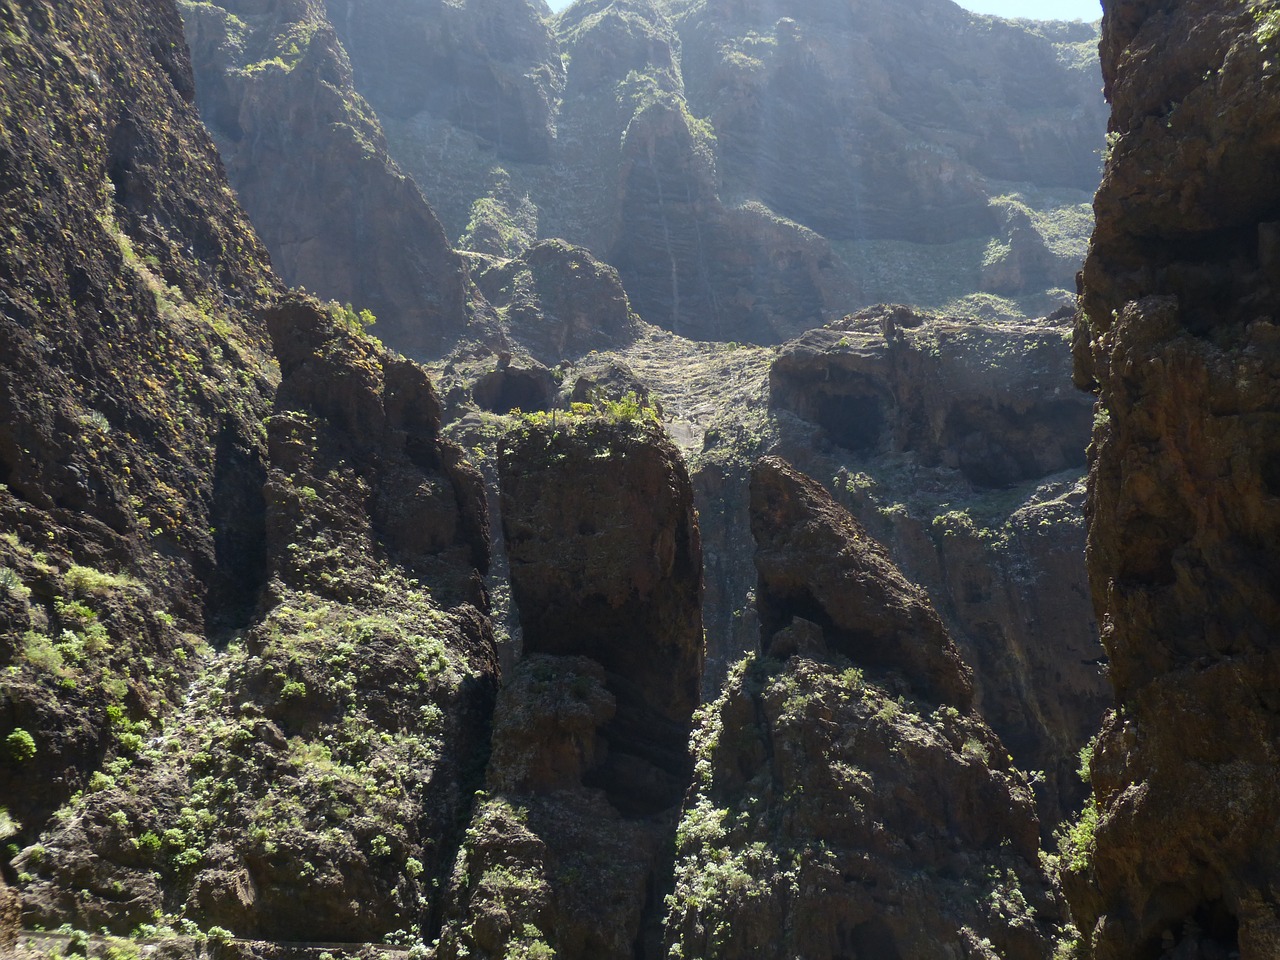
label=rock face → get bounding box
[15,298,498,942]
[767,308,1108,824]
[181,0,472,357]
[0,0,277,840]
[438,415,704,959]
[498,415,703,815]
[1067,2,1280,958]
[751,457,973,709]
[772,306,1093,488]
[662,456,1067,960]
[272,0,1107,340]
[471,239,644,366]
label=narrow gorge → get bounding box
[2,0,1274,958]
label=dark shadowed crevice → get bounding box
[203,422,268,635]
[473,367,554,414]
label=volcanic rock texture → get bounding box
[180,0,472,356]
[1067,1,1280,957]
[663,457,1068,960]
[0,0,278,835]
[437,417,704,959]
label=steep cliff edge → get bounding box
[0,0,278,840]
[180,0,473,357]
[288,0,1106,339]
[437,415,703,959]
[1068,2,1280,957]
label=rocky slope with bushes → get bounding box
[16,297,498,942]
[0,0,279,844]
[663,458,1069,960]
[0,0,1168,957]
[1067,1,1280,958]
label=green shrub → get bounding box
[66,564,137,597]
[5,728,36,762]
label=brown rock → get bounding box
[0,878,18,955]
[437,656,664,960]
[664,654,1065,960]
[0,0,277,833]
[772,305,1093,488]
[18,299,499,944]
[499,415,704,815]
[751,456,973,708]
[1068,2,1280,958]
[472,240,643,365]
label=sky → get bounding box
[544,0,1102,18]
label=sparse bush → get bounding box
[5,728,36,762]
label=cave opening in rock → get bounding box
[1145,900,1239,960]
[473,367,553,414]
[812,389,886,454]
[943,399,1090,488]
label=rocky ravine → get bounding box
[1066,1,1280,958]
[663,457,1070,960]
[0,0,1138,957]
[179,0,1107,351]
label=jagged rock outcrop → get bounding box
[498,415,703,815]
[471,239,644,366]
[772,306,1093,488]
[181,0,472,357]
[0,0,277,840]
[1067,3,1280,958]
[14,298,498,942]
[438,415,703,959]
[326,0,563,164]
[436,656,668,960]
[767,306,1106,823]
[662,456,1068,959]
[751,457,973,708]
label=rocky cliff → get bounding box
[0,0,278,841]
[1067,1,1280,958]
[180,0,473,357]
[663,457,1068,959]
[213,0,1109,351]
[437,414,703,959]
[0,0,1125,955]
[15,298,498,942]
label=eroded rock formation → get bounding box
[751,456,973,708]
[181,0,472,357]
[15,298,498,941]
[772,306,1092,487]
[1067,2,1280,958]
[663,456,1067,960]
[438,415,704,959]
[498,416,703,815]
